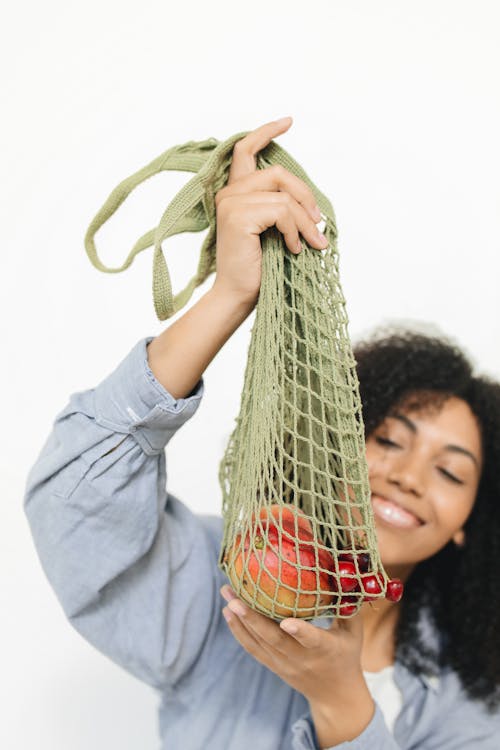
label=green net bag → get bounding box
[85,131,396,622]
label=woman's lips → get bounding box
[371,494,423,529]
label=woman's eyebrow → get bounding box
[445,444,480,468]
[389,413,416,433]
[388,413,480,468]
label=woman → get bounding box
[24,118,500,749]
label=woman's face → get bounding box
[365,395,483,573]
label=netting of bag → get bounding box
[84,131,390,622]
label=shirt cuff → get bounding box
[93,337,204,455]
[291,704,388,750]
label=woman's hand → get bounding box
[212,116,329,307]
[221,585,373,720]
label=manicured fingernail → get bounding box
[222,607,233,623]
[281,621,298,634]
[276,116,292,125]
[228,600,247,617]
[220,585,236,602]
[316,230,328,247]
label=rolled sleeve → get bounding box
[24,336,211,690]
[93,336,204,455]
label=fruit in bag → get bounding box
[224,504,336,619]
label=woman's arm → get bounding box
[23,332,216,689]
[308,678,376,748]
[147,285,253,400]
[24,115,325,693]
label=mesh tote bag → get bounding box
[85,131,402,621]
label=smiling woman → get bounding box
[23,120,500,750]
[355,329,500,706]
[369,401,481,543]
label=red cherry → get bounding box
[361,573,383,601]
[357,553,371,573]
[337,561,358,593]
[386,578,404,603]
[338,552,353,560]
[338,595,358,616]
[339,551,371,573]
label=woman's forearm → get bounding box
[309,674,375,748]
[146,283,254,400]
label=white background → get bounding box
[2,1,499,748]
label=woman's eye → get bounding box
[438,468,464,485]
[375,436,400,449]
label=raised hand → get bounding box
[212,116,328,306]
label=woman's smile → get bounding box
[371,493,424,529]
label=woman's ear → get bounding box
[452,528,466,547]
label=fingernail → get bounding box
[281,621,298,634]
[220,585,236,602]
[296,239,302,253]
[228,600,247,617]
[222,607,233,624]
[312,206,321,222]
[275,116,292,125]
[316,230,328,247]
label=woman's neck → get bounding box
[360,598,400,671]
[359,563,414,672]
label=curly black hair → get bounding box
[353,326,500,710]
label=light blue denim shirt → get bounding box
[24,338,500,749]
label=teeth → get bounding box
[371,495,422,529]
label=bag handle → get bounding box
[84,132,336,320]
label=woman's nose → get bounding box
[387,455,425,496]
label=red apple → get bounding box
[224,507,336,618]
[252,504,314,537]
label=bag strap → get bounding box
[84,131,336,320]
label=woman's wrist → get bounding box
[308,671,375,748]
[210,278,258,313]
[147,284,254,400]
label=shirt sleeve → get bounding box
[291,689,500,749]
[23,337,222,691]
[291,705,401,750]
[417,689,500,750]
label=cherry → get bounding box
[386,578,404,603]
[357,553,371,573]
[337,560,358,593]
[339,551,371,573]
[338,595,358,617]
[361,573,383,600]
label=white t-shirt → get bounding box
[363,665,403,733]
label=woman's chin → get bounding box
[375,526,429,569]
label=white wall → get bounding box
[2,1,499,747]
